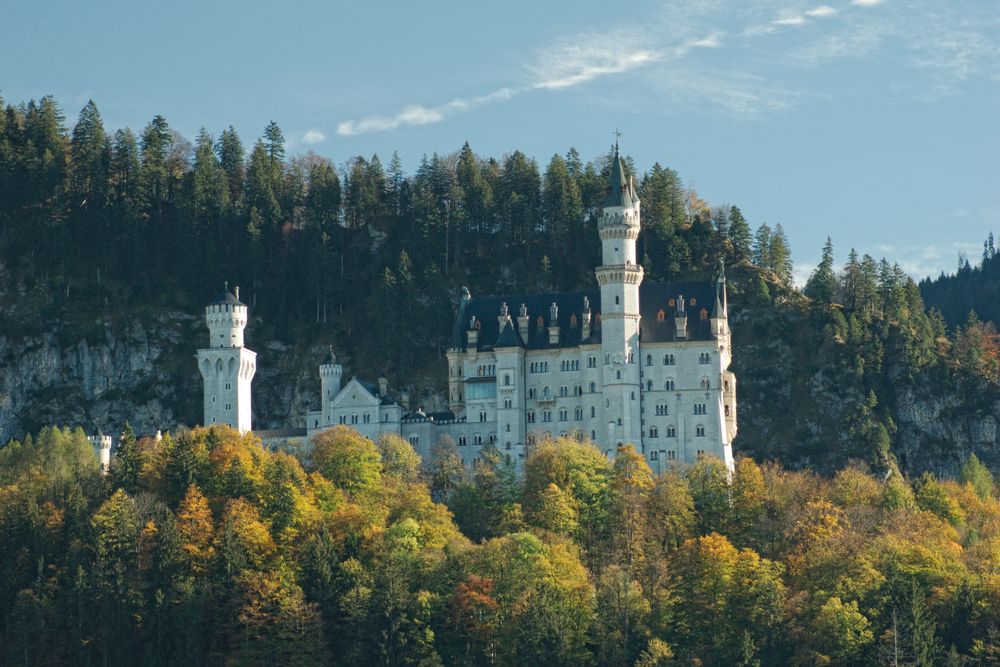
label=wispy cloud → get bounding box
[337,88,517,136]
[338,32,660,136]
[335,0,998,135]
[806,6,837,18]
[302,129,326,144]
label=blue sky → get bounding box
[3,0,998,282]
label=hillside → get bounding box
[920,235,1000,327]
[1,95,999,477]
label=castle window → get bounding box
[544,386,551,398]
[459,436,467,446]
[489,434,496,444]
[694,403,707,415]
[575,407,583,420]
[225,403,231,411]
[725,405,731,417]
[655,403,668,416]
[631,391,636,400]
[615,296,620,305]
[664,354,675,366]
[617,418,622,426]
[650,449,658,459]
[504,399,512,409]
[314,420,319,428]
[506,424,511,432]
[480,411,487,422]
[591,406,596,418]
[606,399,610,407]
[559,409,568,421]
[351,414,358,424]
[409,435,419,446]
[559,385,568,397]
[588,355,597,368]
[667,426,676,437]
[700,378,711,389]
[504,374,510,386]
[474,434,482,445]
[543,410,552,422]
[225,382,231,390]
[665,379,675,391]
[616,371,621,380]
[667,450,676,460]
[527,411,536,423]
[646,380,653,391]
[697,449,705,456]
[212,396,216,403]
[646,354,652,366]
[363,413,370,423]
[696,425,705,437]
[628,352,634,363]
[649,426,658,438]
[339,416,346,424]
[699,352,711,364]
[591,430,596,440]
[590,382,596,393]
[528,387,536,399]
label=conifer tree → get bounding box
[805,237,837,303]
[69,100,109,211]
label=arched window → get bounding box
[616,370,621,380]
[665,379,675,391]
[590,406,596,418]
[700,378,710,389]
[543,386,551,398]
[528,387,536,399]
[646,380,653,391]
[696,425,705,437]
[646,354,652,366]
[664,354,675,366]
[590,382,596,393]
[649,426,658,438]
[504,374,511,386]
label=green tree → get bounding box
[959,452,994,499]
[806,237,837,304]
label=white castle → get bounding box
[197,147,737,472]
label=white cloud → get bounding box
[773,14,807,26]
[528,37,660,90]
[806,6,837,18]
[301,129,326,144]
[337,87,518,136]
[852,0,884,6]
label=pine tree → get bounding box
[770,224,793,284]
[69,100,109,211]
[112,422,142,494]
[805,237,836,303]
[191,127,228,224]
[139,114,171,214]
[728,205,752,262]
[752,223,772,268]
[216,125,245,207]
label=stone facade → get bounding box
[200,148,737,471]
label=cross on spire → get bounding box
[613,128,622,154]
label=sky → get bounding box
[3,0,999,283]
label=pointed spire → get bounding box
[602,134,634,208]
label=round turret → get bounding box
[206,283,248,348]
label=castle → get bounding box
[197,146,737,472]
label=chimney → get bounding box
[497,301,510,330]
[548,302,560,346]
[234,285,240,301]
[517,303,529,341]
[582,296,592,339]
[378,376,388,397]
[467,316,479,347]
[675,294,688,340]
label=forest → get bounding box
[3,424,1000,666]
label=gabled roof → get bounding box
[494,319,524,348]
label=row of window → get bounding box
[456,434,497,447]
[560,360,580,371]
[648,424,706,438]
[476,364,495,377]
[338,413,372,425]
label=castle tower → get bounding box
[597,144,644,449]
[197,284,256,433]
[319,348,344,422]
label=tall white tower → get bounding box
[597,145,644,449]
[197,284,256,433]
